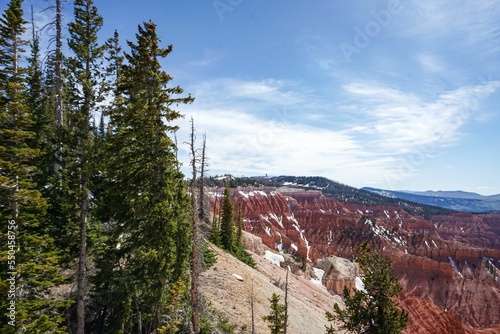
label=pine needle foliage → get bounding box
[90,20,194,333]
[326,242,408,334]
[217,182,255,268]
[220,180,234,251]
[262,293,286,334]
[0,1,68,331]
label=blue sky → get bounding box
[22,0,500,195]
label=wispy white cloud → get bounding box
[343,80,500,155]
[192,78,305,106]
[176,78,363,180]
[178,107,360,174]
[417,53,446,73]
[405,0,500,51]
[176,77,500,188]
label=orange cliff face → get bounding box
[209,186,500,333]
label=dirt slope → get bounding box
[199,235,343,334]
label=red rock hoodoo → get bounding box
[209,187,500,333]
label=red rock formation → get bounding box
[399,292,499,334]
[315,255,360,294]
[208,186,500,332]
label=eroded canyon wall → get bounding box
[209,187,500,333]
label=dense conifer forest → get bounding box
[0,0,200,332]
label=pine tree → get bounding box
[326,242,408,334]
[92,20,194,332]
[102,29,123,110]
[262,293,286,334]
[90,29,122,226]
[210,190,222,246]
[40,0,80,262]
[87,30,123,332]
[220,180,234,251]
[0,1,67,331]
[235,203,243,251]
[66,0,105,331]
[27,5,54,187]
[216,183,255,267]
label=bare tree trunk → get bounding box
[76,31,93,333]
[55,0,63,128]
[76,89,91,334]
[189,118,200,333]
[284,267,289,334]
[53,0,64,174]
[10,15,21,220]
[76,195,87,334]
[251,280,255,334]
[198,133,207,221]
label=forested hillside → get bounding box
[0,1,198,332]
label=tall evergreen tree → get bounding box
[27,6,44,138]
[90,29,122,226]
[53,0,64,174]
[210,190,222,246]
[0,1,67,331]
[101,29,123,120]
[220,180,234,251]
[326,242,408,334]
[216,183,255,267]
[27,5,54,185]
[40,0,80,262]
[235,203,243,251]
[92,20,194,333]
[103,30,123,94]
[66,0,105,332]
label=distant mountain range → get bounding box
[362,187,500,213]
[205,175,500,213]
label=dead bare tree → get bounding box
[198,133,208,221]
[42,0,66,173]
[189,118,200,333]
[284,267,289,334]
[251,279,255,334]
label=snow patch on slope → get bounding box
[311,267,325,287]
[363,219,406,247]
[355,276,366,293]
[449,257,463,278]
[264,250,284,267]
[289,212,311,260]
